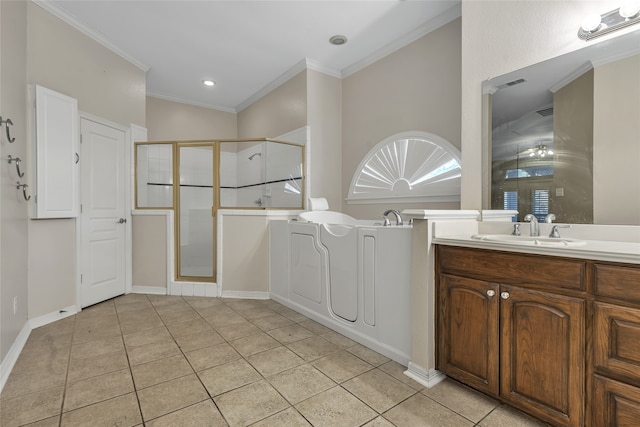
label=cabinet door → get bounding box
[593,302,640,384]
[439,274,499,395]
[500,285,585,427]
[592,375,640,427]
[34,85,79,218]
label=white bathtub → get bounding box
[269,214,412,364]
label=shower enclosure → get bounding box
[135,139,304,283]
[219,140,304,209]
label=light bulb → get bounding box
[619,1,640,19]
[548,149,554,155]
[581,13,602,32]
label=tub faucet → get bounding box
[524,214,539,237]
[383,209,403,226]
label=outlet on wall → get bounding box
[13,296,18,315]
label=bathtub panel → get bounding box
[363,235,376,327]
[321,224,358,322]
[290,233,323,304]
[271,220,413,365]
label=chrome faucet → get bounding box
[524,214,539,236]
[382,209,403,226]
[549,224,571,238]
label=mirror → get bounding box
[483,30,640,225]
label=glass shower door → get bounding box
[176,143,216,280]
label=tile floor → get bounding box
[0,294,550,426]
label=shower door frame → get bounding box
[175,141,217,283]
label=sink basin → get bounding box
[471,234,586,247]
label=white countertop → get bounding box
[429,219,640,264]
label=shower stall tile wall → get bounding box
[219,140,304,209]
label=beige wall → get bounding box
[1,0,29,363]
[220,215,270,293]
[306,70,342,211]
[146,96,237,141]
[342,19,462,219]
[25,2,147,318]
[27,3,145,127]
[593,54,640,225]
[132,215,168,288]
[460,0,624,211]
[237,71,307,138]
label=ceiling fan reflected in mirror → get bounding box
[517,144,554,159]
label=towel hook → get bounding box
[16,182,31,201]
[0,116,15,143]
[7,155,24,177]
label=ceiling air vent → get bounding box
[536,107,554,117]
[497,78,526,90]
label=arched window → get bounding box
[347,131,461,204]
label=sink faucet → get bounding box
[549,224,571,238]
[383,209,403,226]
[524,214,539,236]
[544,213,556,223]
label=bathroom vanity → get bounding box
[434,243,640,427]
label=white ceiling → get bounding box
[39,0,461,112]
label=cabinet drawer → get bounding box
[594,264,640,305]
[592,375,640,427]
[437,245,585,290]
[593,302,640,385]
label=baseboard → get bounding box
[131,286,166,295]
[169,282,219,297]
[0,322,31,394]
[221,290,270,300]
[404,362,446,389]
[29,305,78,330]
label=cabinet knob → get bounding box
[501,291,510,300]
[486,290,496,297]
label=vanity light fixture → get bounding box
[578,1,640,40]
[203,80,215,87]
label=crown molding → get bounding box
[341,3,461,79]
[236,58,323,112]
[548,61,593,93]
[146,92,237,114]
[32,0,149,72]
[237,3,461,112]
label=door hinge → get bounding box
[80,274,83,283]
[80,204,83,213]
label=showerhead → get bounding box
[248,152,262,160]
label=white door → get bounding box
[80,118,126,307]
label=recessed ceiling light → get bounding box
[203,80,215,87]
[329,35,348,46]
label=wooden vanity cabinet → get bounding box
[437,245,586,427]
[591,264,640,426]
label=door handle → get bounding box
[117,218,127,224]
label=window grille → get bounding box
[347,131,461,204]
